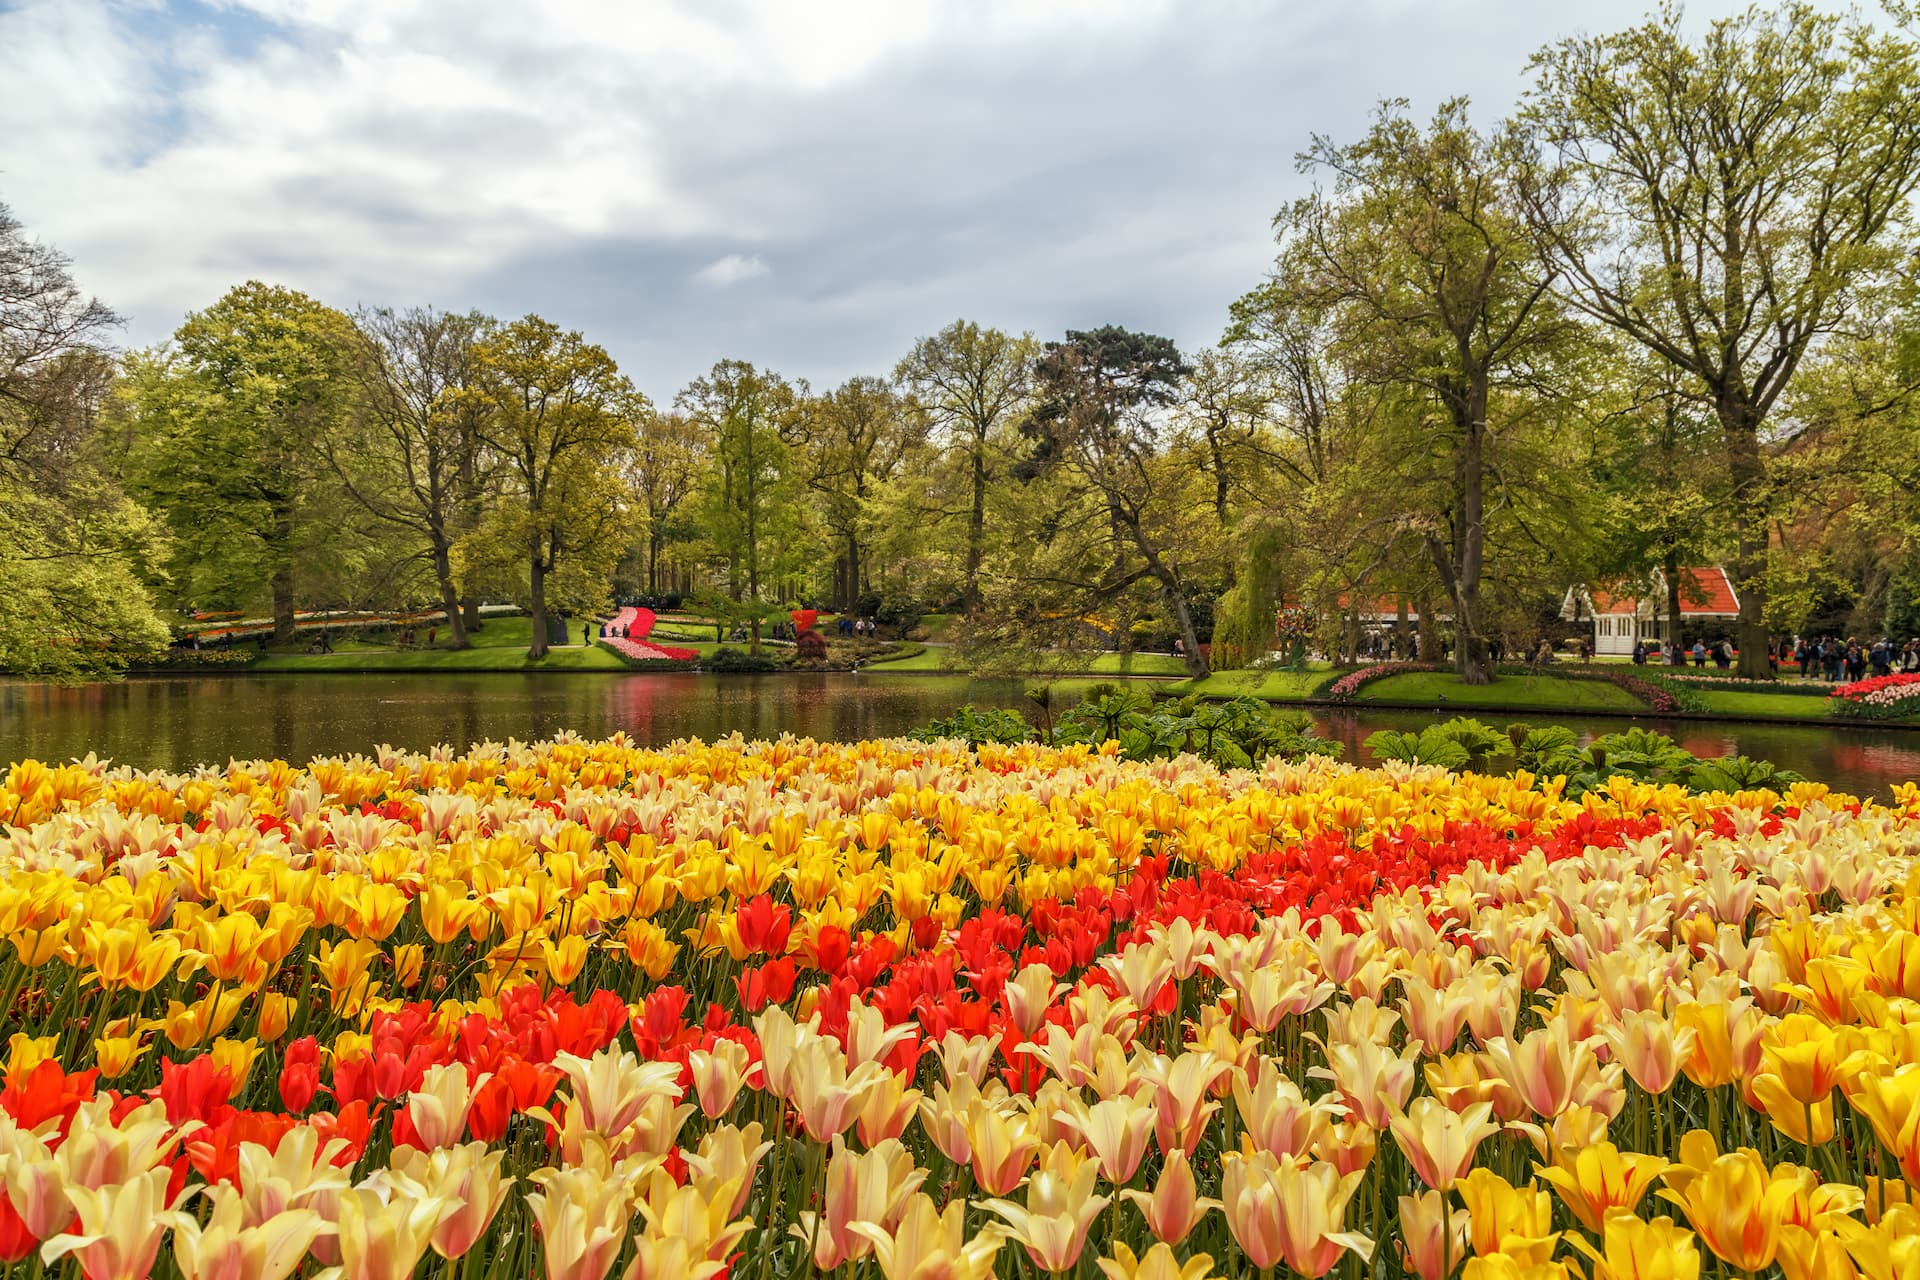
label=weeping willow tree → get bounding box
[1211,521,1289,669]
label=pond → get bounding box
[3,672,1917,798]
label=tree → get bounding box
[1285,99,1573,683]
[790,376,926,610]
[1522,2,1920,676]
[329,307,496,648]
[466,317,638,659]
[1014,326,1213,679]
[1219,270,1416,666]
[0,203,170,677]
[123,282,363,643]
[677,361,803,653]
[1585,358,1726,652]
[628,408,706,596]
[896,321,1034,614]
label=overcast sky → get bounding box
[2,0,1805,395]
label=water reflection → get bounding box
[2,674,1916,799]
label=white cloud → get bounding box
[693,253,770,288]
[0,0,1833,390]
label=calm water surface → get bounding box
[3,673,1917,798]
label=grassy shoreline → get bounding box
[109,619,1918,730]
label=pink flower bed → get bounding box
[602,606,698,663]
[1323,660,1437,701]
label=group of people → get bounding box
[1628,633,1920,680]
[1794,635,1920,681]
[1631,637,1739,669]
[836,616,879,637]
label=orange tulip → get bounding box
[791,1137,925,1270]
[1396,1190,1470,1280]
[1120,1148,1219,1245]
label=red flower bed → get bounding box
[1830,671,1920,720]
[603,606,698,662]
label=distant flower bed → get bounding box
[1830,671,1920,720]
[1597,667,1708,714]
[1653,672,1830,695]
[1322,661,1437,701]
[602,605,699,664]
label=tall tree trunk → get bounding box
[462,593,482,634]
[527,540,550,659]
[1156,570,1209,679]
[845,534,862,616]
[433,543,470,649]
[1394,597,1410,660]
[1429,393,1491,684]
[272,569,296,647]
[1720,399,1772,679]
[647,532,662,597]
[964,432,986,615]
[271,499,296,645]
[1664,553,1682,662]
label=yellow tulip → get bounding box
[1457,1169,1558,1268]
[1220,1149,1372,1278]
[38,1164,172,1280]
[159,1184,323,1280]
[1657,1148,1803,1274]
[980,1154,1109,1273]
[849,1192,1006,1280]
[1390,1097,1498,1193]
[1535,1141,1670,1234]
[1096,1241,1218,1280]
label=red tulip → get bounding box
[737,957,798,1012]
[279,1036,323,1112]
[735,894,794,956]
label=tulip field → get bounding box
[4,735,1920,1280]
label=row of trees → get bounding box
[7,3,1920,682]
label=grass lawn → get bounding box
[864,647,1189,676]
[865,645,958,672]
[1081,652,1188,676]
[916,614,960,642]
[1693,688,1839,720]
[1165,667,1337,701]
[1357,671,1646,711]
[254,616,633,672]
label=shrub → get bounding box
[130,648,260,671]
[703,646,785,674]
[1370,716,1802,797]
[1367,716,1513,772]
[1052,690,1341,768]
[912,705,1034,747]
